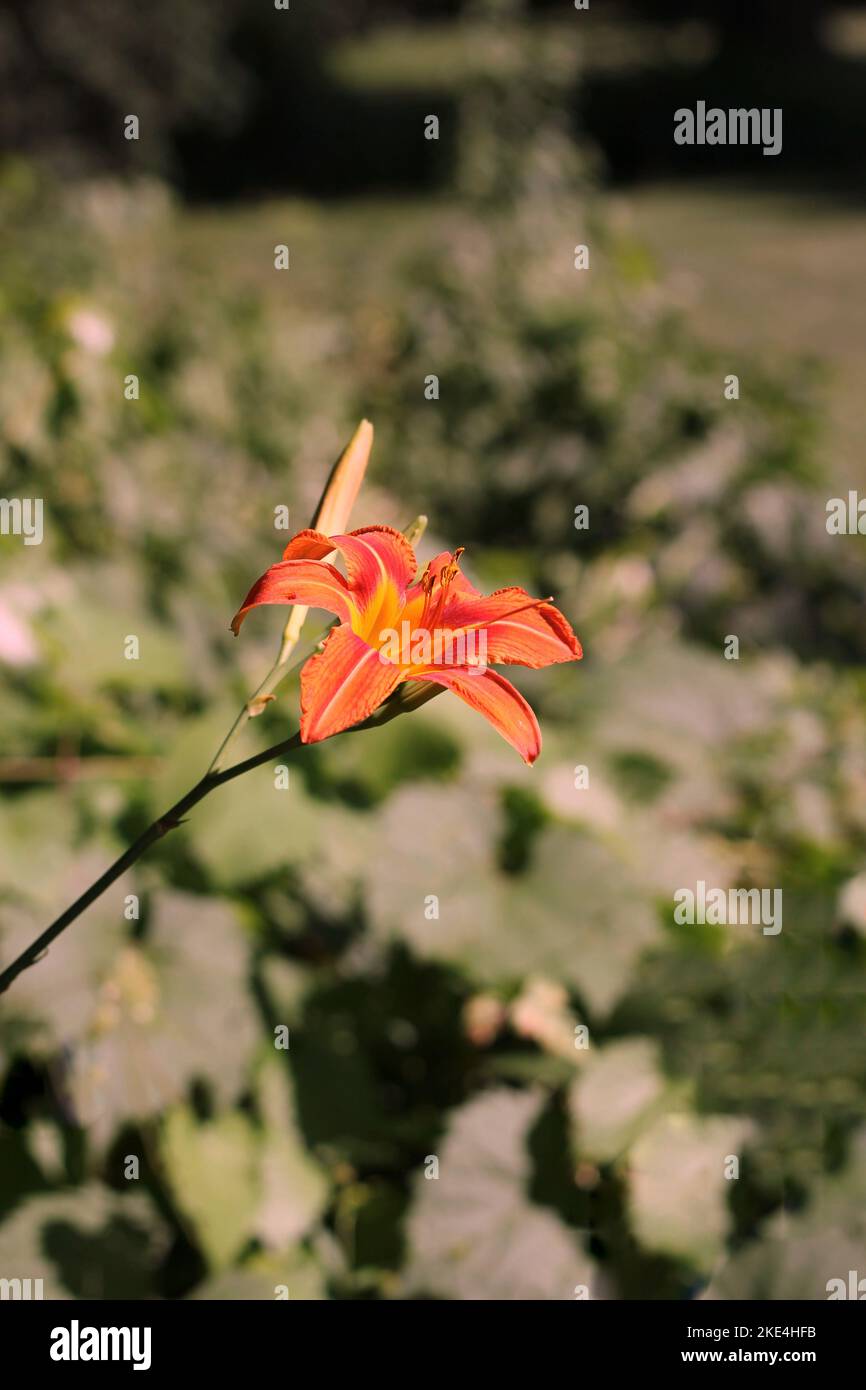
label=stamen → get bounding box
[419,550,465,629]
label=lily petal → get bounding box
[281,528,339,561]
[418,667,542,764]
[337,526,418,612]
[442,586,582,667]
[284,525,416,635]
[231,559,354,634]
[300,624,403,744]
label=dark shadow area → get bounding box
[581,49,866,195]
[2,0,863,202]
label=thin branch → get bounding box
[0,686,441,999]
[0,730,299,998]
[206,633,316,775]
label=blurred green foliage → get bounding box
[2,9,866,1301]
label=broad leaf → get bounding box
[406,1088,596,1300]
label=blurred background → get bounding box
[1,0,866,1300]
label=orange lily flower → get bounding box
[231,526,582,764]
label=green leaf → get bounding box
[313,713,461,805]
[505,828,659,1015]
[365,782,499,964]
[703,1127,866,1300]
[191,1249,327,1300]
[0,792,85,912]
[160,1060,329,1271]
[365,784,658,1015]
[4,888,260,1142]
[405,1088,596,1300]
[294,803,376,920]
[161,1106,260,1271]
[184,763,324,888]
[627,1111,753,1273]
[568,1038,670,1164]
[40,576,193,695]
[253,1056,329,1251]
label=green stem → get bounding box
[0,730,300,998]
[0,683,442,999]
[206,638,314,776]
